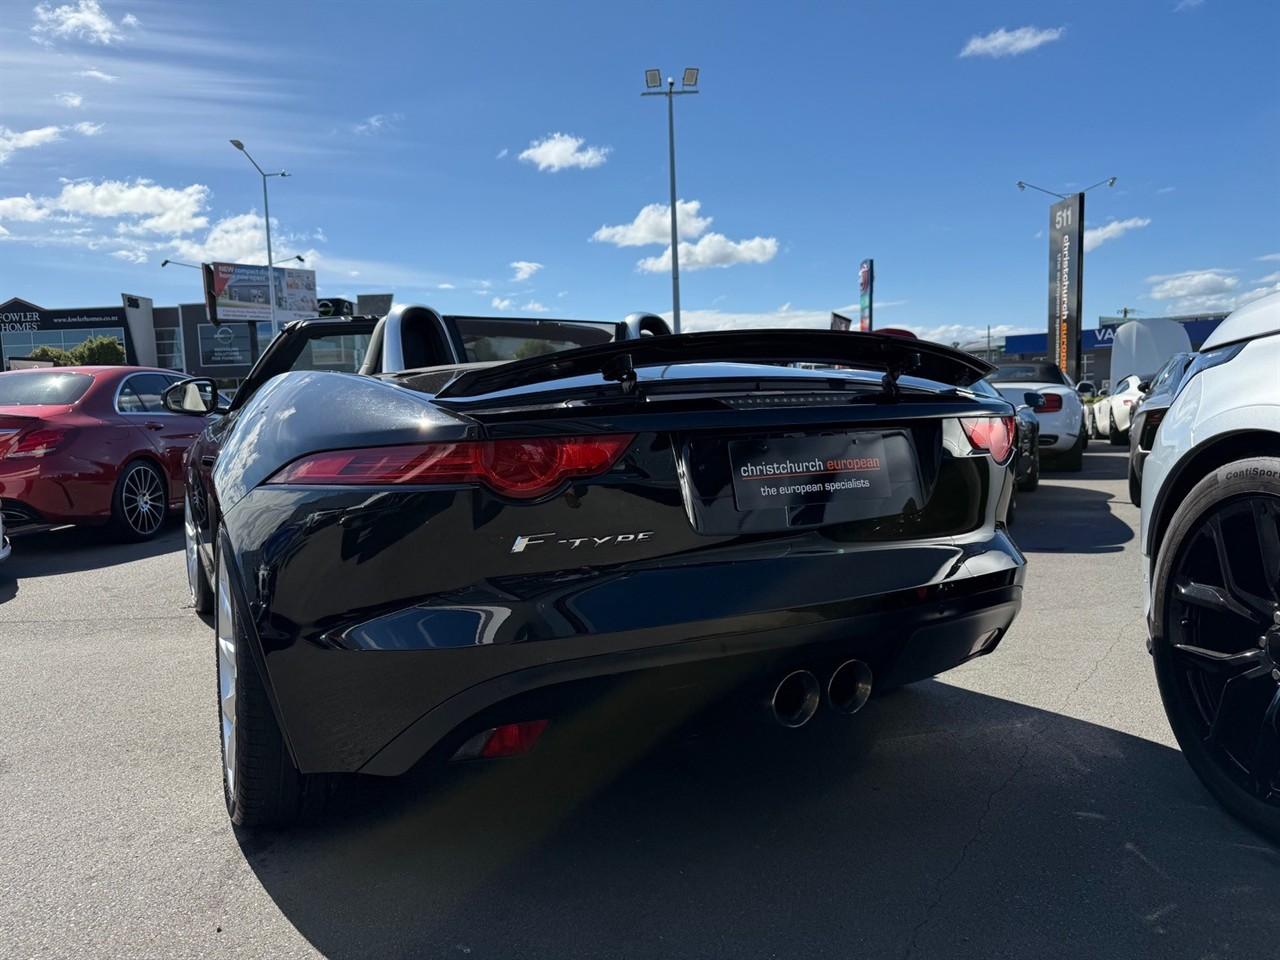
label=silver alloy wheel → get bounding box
[216,557,237,798]
[183,497,199,602]
[122,463,164,536]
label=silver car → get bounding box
[1140,291,1280,840]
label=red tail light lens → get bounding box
[1039,393,1063,413]
[268,435,634,499]
[5,426,72,459]
[960,416,1016,465]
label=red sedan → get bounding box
[0,366,208,541]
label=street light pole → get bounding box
[643,68,699,335]
[230,139,290,337]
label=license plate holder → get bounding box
[728,433,893,513]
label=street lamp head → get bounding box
[1016,181,1027,191]
[1107,176,1117,188]
[160,259,170,267]
[682,67,699,88]
[644,68,661,89]
[279,171,290,178]
[229,139,245,151]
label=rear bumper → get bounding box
[0,456,114,528]
[221,488,1026,775]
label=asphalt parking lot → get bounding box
[1,446,1277,960]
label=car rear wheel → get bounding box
[1109,422,1128,446]
[1128,465,1142,507]
[185,497,213,615]
[1058,431,1084,472]
[1152,458,1280,842]
[1017,448,1040,491]
[111,459,167,542]
[216,551,315,828]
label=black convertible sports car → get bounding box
[165,305,1026,827]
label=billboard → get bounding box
[1047,194,1084,381]
[197,323,254,367]
[202,262,317,325]
[858,259,874,332]
[830,312,851,332]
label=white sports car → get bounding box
[990,361,1087,471]
[1096,372,1152,444]
[1141,291,1280,841]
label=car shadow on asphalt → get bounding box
[0,521,182,593]
[1018,449,1133,554]
[238,682,1279,960]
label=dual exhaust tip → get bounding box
[770,660,873,728]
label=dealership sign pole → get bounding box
[1047,194,1084,382]
[859,259,874,332]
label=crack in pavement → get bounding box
[900,720,1037,960]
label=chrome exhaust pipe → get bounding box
[770,669,821,728]
[827,659,873,716]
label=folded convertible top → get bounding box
[434,329,994,399]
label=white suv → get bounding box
[1141,291,1280,841]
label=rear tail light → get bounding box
[1122,399,1134,407]
[5,426,73,459]
[1140,408,1166,448]
[452,719,549,760]
[960,416,1016,465]
[1039,393,1063,413]
[267,435,634,499]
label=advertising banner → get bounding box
[830,312,851,332]
[203,263,317,325]
[197,323,254,367]
[858,259,874,332]
[1047,194,1084,382]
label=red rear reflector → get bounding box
[1039,393,1063,413]
[268,435,633,498]
[5,426,70,459]
[960,416,1016,465]
[480,719,549,759]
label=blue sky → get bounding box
[1,0,1277,344]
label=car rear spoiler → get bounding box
[434,329,995,399]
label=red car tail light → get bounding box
[452,719,550,761]
[267,435,634,499]
[960,416,1016,465]
[5,426,73,459]
[1039,393,1063,413]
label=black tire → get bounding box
[216,553,318,828]
[1109,426,1128,447]
[1088,409,1101,440]
[1017,449,1040,492]
[110,459,168,542]
[1151,457,1280,842]
[1128,465,1142,507]
[1059,432,1084,472]
[185,497,213,616]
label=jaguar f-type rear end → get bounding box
[201,328,1025,824]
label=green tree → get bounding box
[26,345,74,366]
[68,336,127,366]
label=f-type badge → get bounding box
[510,531,654,553]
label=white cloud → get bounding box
[1157,186,1176,194]
[523,300,549,313]
[491,296,514,311]
[353,113,402,135]
[78,67,117,82]
[960,25,1065,58]
[110,248,146,263]
[592,201,712,246]
[1082,216,1151,252]
[637,233,779,273]
[54,178,208,234]
[1174,0,1203,11]
[0,195,51,222]
[32,0,130,45]
[170,212,269,262]
[1147,268,1238,301]
[0,125,63,163]
[518,132,610,172]
[0,225,8,237]
[1257,253,1280,262]
[510,260,543,282]
[72,121,103,136]
[437,282,456,290]
[495,147,508,159]
[678,303,1012,346]
[55,91,83,108]
[1255,272,1280,284]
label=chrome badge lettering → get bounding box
[510,531,653,553]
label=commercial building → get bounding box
[1,293,371,388]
